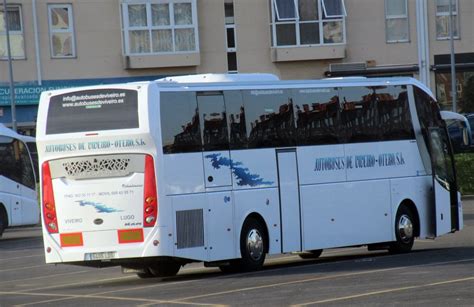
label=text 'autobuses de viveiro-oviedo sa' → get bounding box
[36,74,463,278]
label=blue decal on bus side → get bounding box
[205,153,274,187]
[75,200,123,213]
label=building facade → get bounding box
[0,0,473,134]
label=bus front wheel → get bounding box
[389,205,415,254]
[239,217,266,271]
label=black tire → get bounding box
[218,260,241,274]
[389,205,415,254]
[148,261,181,277]
[0,206,7,238]
[298,249,323,259]
[238,218,267,272]
[136,267,155,279]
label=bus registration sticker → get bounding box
[84,251,117,261]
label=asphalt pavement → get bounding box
[0,199,473,306]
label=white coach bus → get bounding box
[0,124,39,237]
[36,74,463,277]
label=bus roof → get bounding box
[152,75,435,99]
[39,74,435,101]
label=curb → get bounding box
[462,195,474,200]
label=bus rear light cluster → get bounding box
[143,155,158,227]
[42,162,59,234]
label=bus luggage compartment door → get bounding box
[276,149,302,253]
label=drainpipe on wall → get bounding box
[3,0,17,131]
[449,0,456,112]
[32,0,42,86]
[416,0,430,89]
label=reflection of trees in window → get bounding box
[294,90,340,145]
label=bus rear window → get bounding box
[46,89,139,134]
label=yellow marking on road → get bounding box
[292,276,474,306]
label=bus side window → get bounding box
[16,140,35,190]
[377,85,414,141]
[160,92,203,154]
[0,137,34,189]
[339,86,380,143]
[0,137,17,182]
[225,91,248,150]
[292,87,341,146]
[242,89,296,148]
[197,93,229,151]
[414,87,444,141]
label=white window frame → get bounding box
[0,5,25,60]
[272,0,299,21]
[47,4,76,58]
[435,0,459,40]
[321,0,346,18]
[122,0,199,56]
[271,0,346,48]
[384,0,409,43]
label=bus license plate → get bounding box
[85,251,117,261]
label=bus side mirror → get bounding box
[460,123,470,146]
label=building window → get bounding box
[0,5,25,59]
[385,0,409,43]
[436,0,459,40]
[122,0,198,55]
[48,4,76,58]
[225,0,237,72]
[271,0,346,47]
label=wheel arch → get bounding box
[396,199,420,238]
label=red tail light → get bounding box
[42,162,58,233]
[143,155,158,227]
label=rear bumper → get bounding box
[42,226,173,264]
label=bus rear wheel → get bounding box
[0,206,7,237]
[299,249,323,259]
[238,217,266,272]
[148,261,181,277]
[136,267,155,279]
[389,205,415,254]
